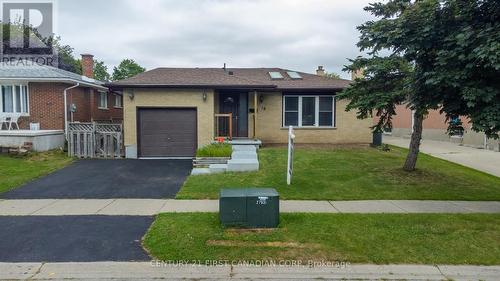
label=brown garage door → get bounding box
[138,108,197,157]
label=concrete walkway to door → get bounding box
[384,136,500,177]
[1,199,499,216]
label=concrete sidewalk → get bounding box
[384,136,500,177]
[0,199,499,216]
[1,262,499,280]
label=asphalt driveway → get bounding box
[0,216,153,262]
[1,159,192,199]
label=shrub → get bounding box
[196,143,232,157]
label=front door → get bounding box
[219,93,248,137]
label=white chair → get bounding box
[7,113,20,130]
[0,115,7,130]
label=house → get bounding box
[0,55,122,151]
[386,105,499,151]
[108,66,372,158]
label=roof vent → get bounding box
[228,71,234,75]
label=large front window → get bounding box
[283,95,335,127]
[1,84,29,114]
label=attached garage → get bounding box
[137,108,197,157]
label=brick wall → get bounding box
[251,92,372,144]
[17,82,122,130]
[389,104,468,130]
[122,88,214,148]
[91,91,123,122]
[19,82,66,130]
[68,87,91,123]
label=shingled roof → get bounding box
[108,67,350,90]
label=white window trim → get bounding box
[0,83,30,116]
[98,91,108,110]
[282,95,335,128]
[113,94,122,108]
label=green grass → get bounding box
[178,146,500,200]
[0,150,73,194]
[196,143,232,157]
[143,213,500,265]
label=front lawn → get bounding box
[0,150,73,194]
[177,146,500,200]
[143,213,500,265]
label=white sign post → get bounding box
[287,126,295,185]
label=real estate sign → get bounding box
[287,126,295,185]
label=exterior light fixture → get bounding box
[127,90,134,100]
[203,91,208,101]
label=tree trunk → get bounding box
[403,111,424,171]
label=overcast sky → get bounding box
[57,0,374,79]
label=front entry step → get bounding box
[227,159,259,172]
[191,143,260,175]
[231,151,258,160]
[232,145,257,152]
[209,164,228,173]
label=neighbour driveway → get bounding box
[1,159,192,199]
[0,216,152,262]
[384,136,500,177]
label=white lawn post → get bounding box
[287,126,295,185]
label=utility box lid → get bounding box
[220,188,278,198]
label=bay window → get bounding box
[283,95,335,127]
[1,84,29,114]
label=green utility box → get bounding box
[219,188,279,228]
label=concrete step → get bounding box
[232,145,257,152]
[231,151,258,160]
[227,159,259,172]
[191,168,211,175]
[209,164,228,173]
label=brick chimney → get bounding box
[81,54,94,78]
[316,66,325,76]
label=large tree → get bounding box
[111,59,145,81]
[340,0,500,171]
[93,60,111,82]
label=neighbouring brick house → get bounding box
[109,66,372,158]
[386,105,499,151]
[0,54,122,131]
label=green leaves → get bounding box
[343,0,500,139]
[339,55,411,132]
[111,59,146,81]
[93,60,111,82]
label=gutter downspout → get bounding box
[63,83,80,140]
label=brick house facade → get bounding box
[17,83,123,130]
[1,54,123,131]
[383,104,499,151]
